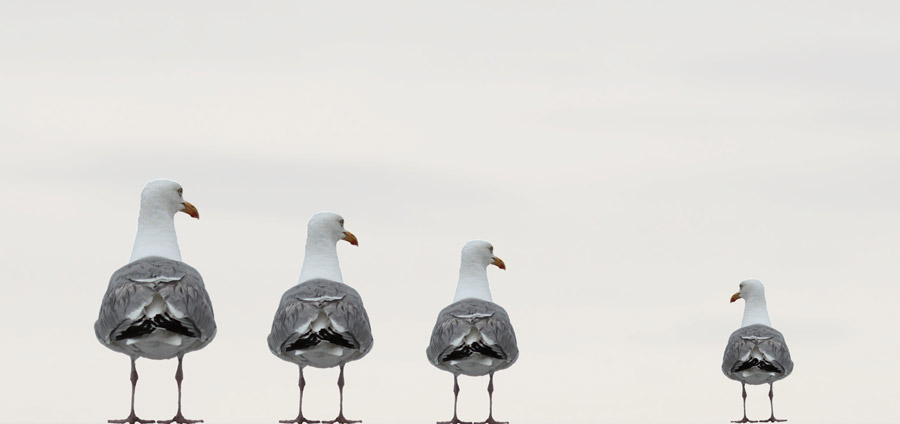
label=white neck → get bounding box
[298,234,343,283]
[452,261,492,302]
[129,207,181,262]
[740,295,772,327]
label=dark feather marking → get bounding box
[115,319,155,340]
[441,341,505,362]
[286,328,357,352]
[114,313,196,340]
[286,333,321,351]
[732,357,783,374]
[318,328,357,349]
[152,314,196,337]
[442,345,474,362]
[471,341,504,359]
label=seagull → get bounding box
[722,279,793,423]
[268,212,373,424]
[427,240,518,424]
[94,179,216,424]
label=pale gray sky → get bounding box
[1,2,899,424]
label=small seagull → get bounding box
[427,240,518,424]
[268,212,373,424]
[94,179,216,424]
[722,279,793,423]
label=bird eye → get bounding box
[339,219,344,226]
[177,188,183,196]
[489,246,493,252]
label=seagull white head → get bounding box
[306,211,358,246]
[129,179,198,262]
[298,211,357,284]
[730,278,772,328]
[453,240,505,302]
[730,279,765,303]
[461,240,506,270]
[140,179,199,219]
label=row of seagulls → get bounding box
[94,180,519,424]
[95,180,796,424]
[722,279,794,423]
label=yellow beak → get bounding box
[492,256,506,270]
[180,202,199,219]
[730,292,741,303]
[342,231,359,246]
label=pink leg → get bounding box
[108,357,155,424]
[281,366,320,424]
[158,355,203,424]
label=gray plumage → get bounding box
[268,278,373,368]
[95,256,217,360]
[722,324,793,385]
[427,298,518,376]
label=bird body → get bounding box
[95,257,216,361]
[722,324,793,386]
[268,278,372,369]
[427,298,517,377]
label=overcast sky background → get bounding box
[1,2,899,424]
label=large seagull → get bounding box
[94,179,216,424]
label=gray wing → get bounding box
[268,279,373,356]
[722,324,793,378]
[427,298,518,367]
[94,257,216,350]
[156,261,217,345]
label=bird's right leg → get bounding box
[731,383,758,423]
[437,374,472,424]
[108,357,155,424]
[280,366,320,424]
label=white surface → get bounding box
[1,2,899,424]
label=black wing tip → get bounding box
[440,342,505,362]
[286,333,320,351]
[115,314,197,341]
[472,341,504,359]
[115,320,155,340]
[285,329,358,352]
[318,328,357,349]
[732,358,784,374]
[152,314,197,337]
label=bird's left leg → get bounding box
[731,382,758,423]
[759,383,786,422]
[437,374,472,424]
[158,354,203,424]
[281,366,320,424]
[322,364,361,424]
[475,372,508,424]
[108,357,155,424]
